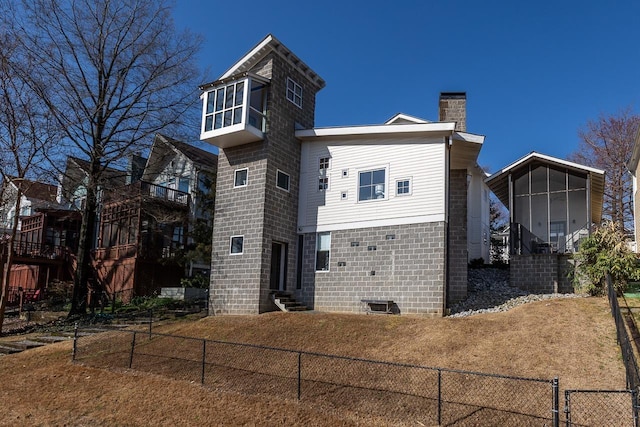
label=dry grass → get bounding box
[0,296,627,426]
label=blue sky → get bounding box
[173,1,640,174]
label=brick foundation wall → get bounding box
[447,169,468,304]
[510,254,574,294]
[297,222,447,316]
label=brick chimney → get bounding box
[439,92,466,132]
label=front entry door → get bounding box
[270,242,287,291]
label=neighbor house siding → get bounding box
[297,222,446,315]
[298,139,447,232]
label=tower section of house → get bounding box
[296,109,484,315]
[199,35,325,314]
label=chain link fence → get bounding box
[565,390,638,427]
[70,274,640,426]
[73,328,558,426]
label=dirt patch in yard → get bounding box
[0,297,626,426]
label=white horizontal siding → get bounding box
[298,137,446,232]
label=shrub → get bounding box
[574,221,640,295]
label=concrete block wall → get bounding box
[209,141,268,314]
[209,51,321,315]
[259,56,318,312]
[510,253,574,293]
[297,222,447,316]
[447,169,468,304]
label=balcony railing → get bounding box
[103,181,190,206]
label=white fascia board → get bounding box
[220,35,274,80]
[295,122,455,140]
[297,213,446,234]
[453,131,485,144]
[628,127,640,173]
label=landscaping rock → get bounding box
[449,267,585,317]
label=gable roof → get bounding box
[155,134,218,168]
[485,151,605,223]
[200,34,325,91]
[384,113,430,125]
[7,177,57,203]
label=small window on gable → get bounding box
[230,236,244,255]
[286,78,303,108]
[276,170,290,192]
[396,179,411,196]
[234,168,248,188]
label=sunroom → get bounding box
[199,73,269,148]
[486,152,605,255]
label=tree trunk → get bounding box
[69,186,97,315]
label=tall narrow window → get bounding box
[316,232,330,271]
[234,168,248,187]
[318,177,329,191]
[276,170,290,192]
[230,236,244,255]
[286,78,303,108]
[319,157,330,172]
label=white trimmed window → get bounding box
[315,232,330,271]
[286,78,303,108]
[358,168,386,201]
[234,168,248,188]
[230,236,244,255]
[276,170,290,192]
[396,179,411,196]
[319,157,330,172]
[318,177,329,191]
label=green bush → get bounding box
[574,221,640,295]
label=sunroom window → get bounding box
[201,75,268,148]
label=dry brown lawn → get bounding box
[0,296,627,426]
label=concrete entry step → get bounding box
[271,292,309,312]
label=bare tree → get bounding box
[3,0,203,314]
[569,109,640,232]
[0,32,57,332]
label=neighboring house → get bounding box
[0,177,60,232]
[486,152,605,292]
[92,133,217,300]
[200,34,487,316]
[627,127,640,250]
[0,176,80,303]
[467,165,491,263]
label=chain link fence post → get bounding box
[552,377,559,427]
[297,352,302,400]
[129,331,137,369]
[633,388,639,427]
[72,322,78,361]
[564,390,570,427]
[201,339,206,385]
[437,369,442,426]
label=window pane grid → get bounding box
[286,78,303,108]
[204,81,246,132]
[359,169,386,201]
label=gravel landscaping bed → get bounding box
[449,267,586,317]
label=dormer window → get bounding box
[286,78,302,108]
[200,75,268,148]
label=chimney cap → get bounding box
[440,92,466,100]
